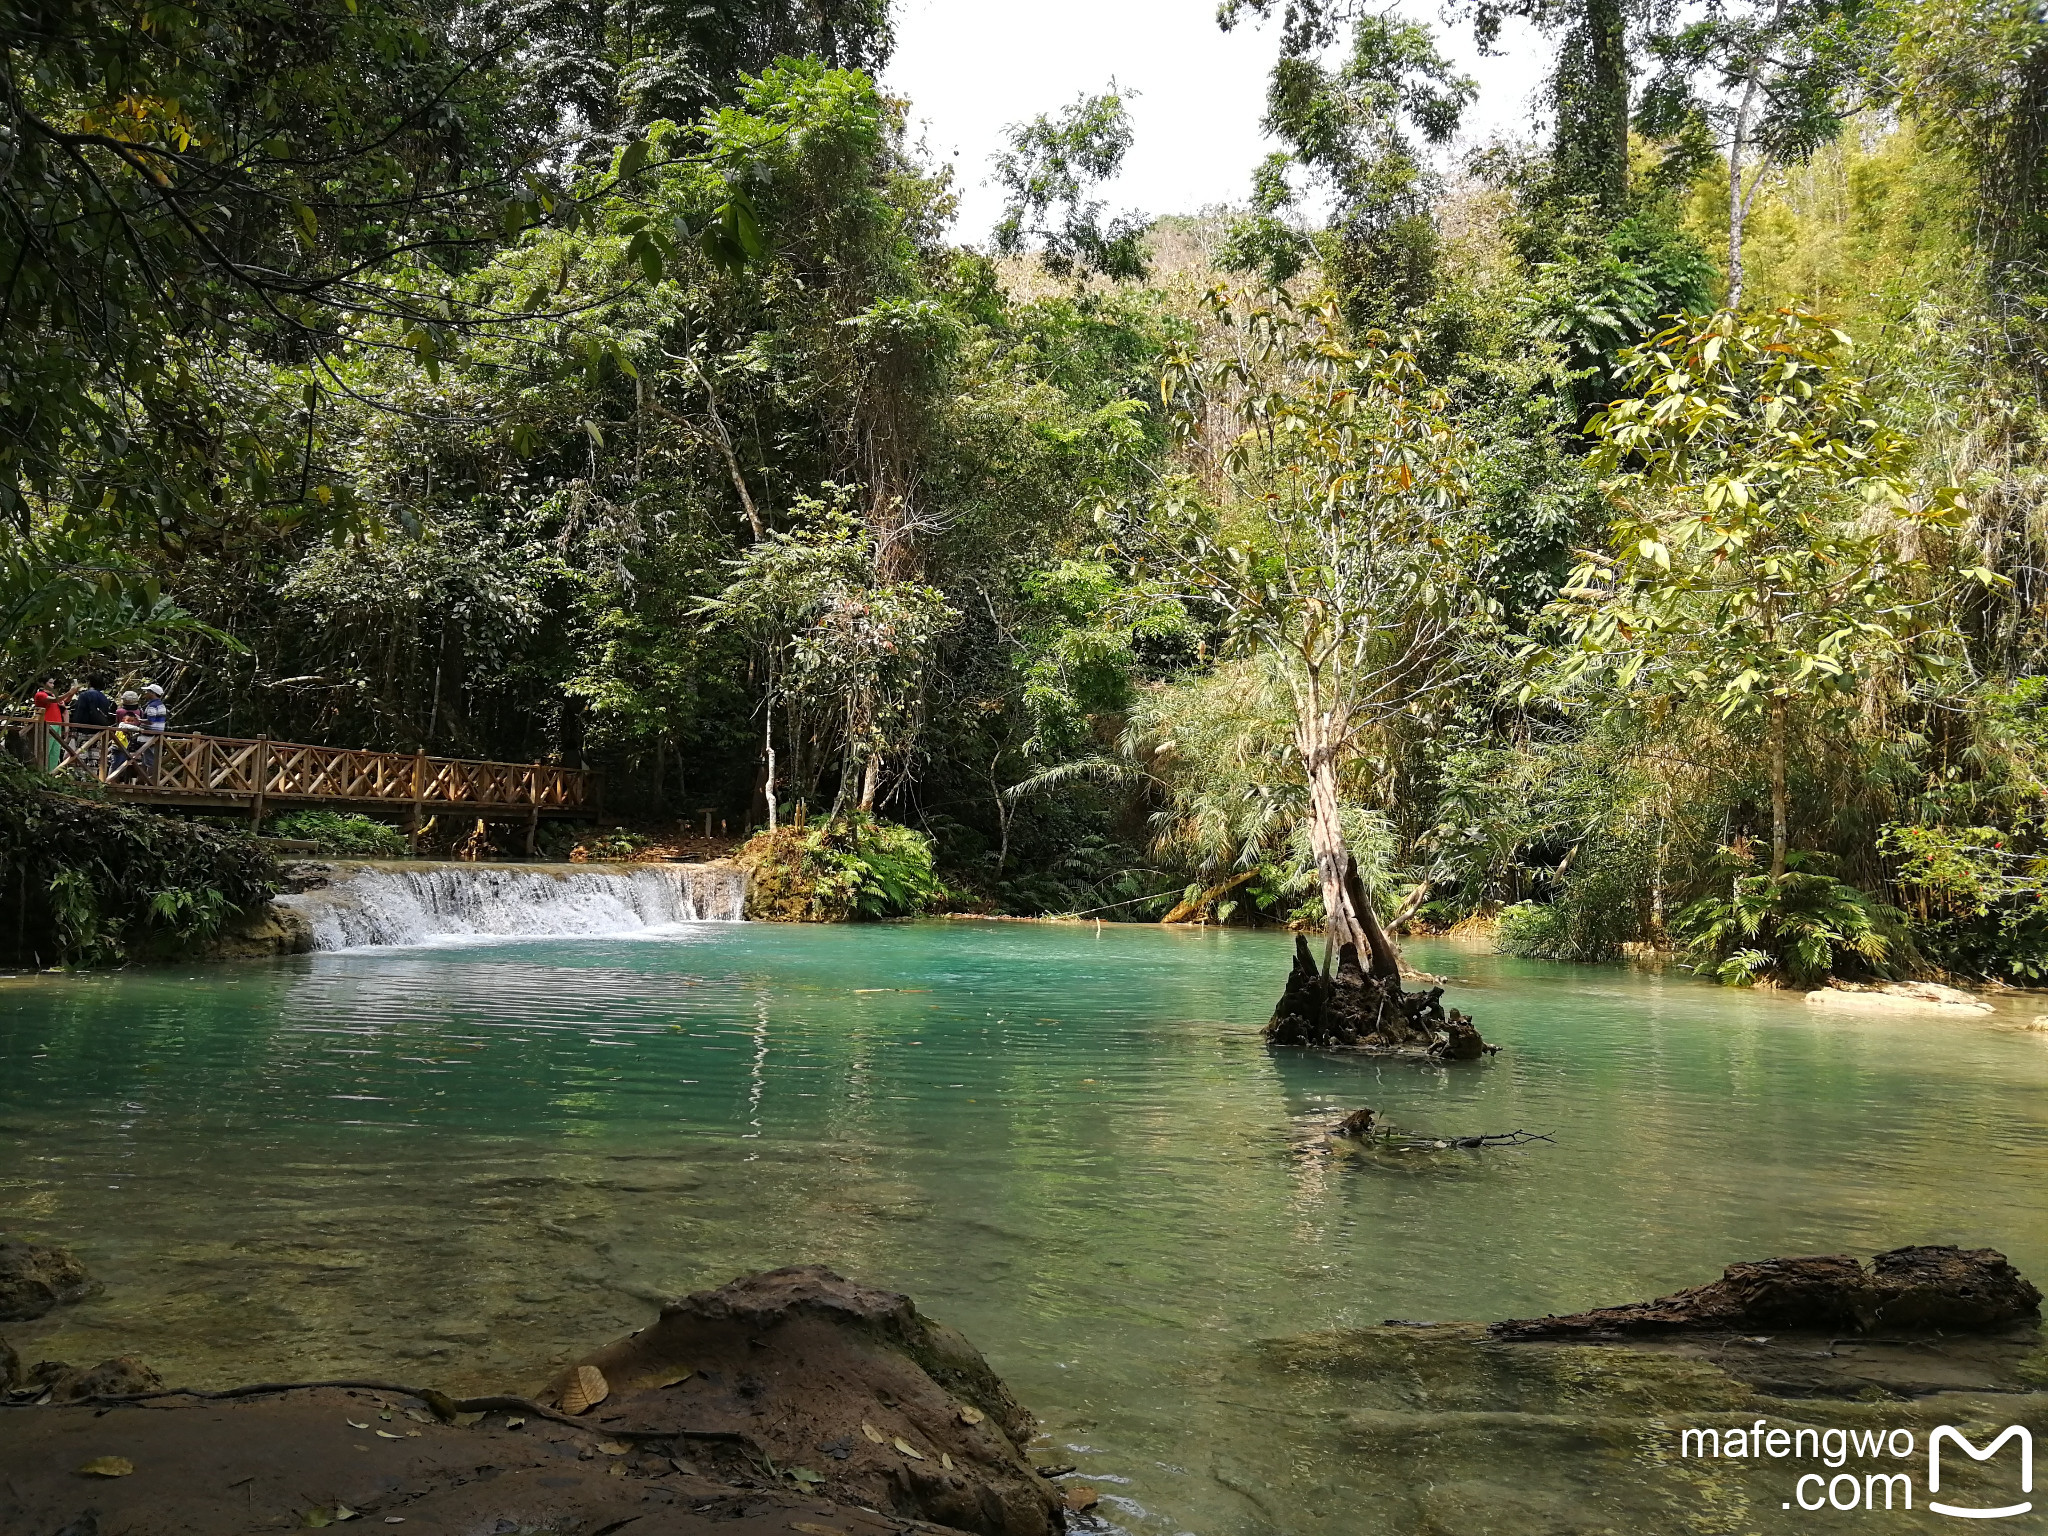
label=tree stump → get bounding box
[1265,934,1491,1058]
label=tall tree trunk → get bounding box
[858,752,880,813]
[1554,0,1631,219]
[1586,0,1630,217]
[1768,695,1790,879]
[1301,730,1403,982]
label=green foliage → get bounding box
[263,811,407,859]
[1880,820,2048,979]
[739,815,938,921]
[992,88,1149,282]
[1674,855,1901,986]
[1495,831,1653,962]
[0,755,276,966]
[1221,14,1473,322]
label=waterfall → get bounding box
[281,860,747,951]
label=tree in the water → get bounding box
[1114,286,1487,1050]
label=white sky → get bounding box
[884,0,1554,244]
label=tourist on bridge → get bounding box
[136,683,168,782]
[30,678,74,770]
[111,692,143,778]
[68,676,116,776]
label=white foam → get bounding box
[282,862,746,951]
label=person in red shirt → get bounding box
[30,677,74,771]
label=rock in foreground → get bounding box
[0,1239,98,1321]
[548,1265,1062,1536]
[1490,1245,2041,1340]
[0,1265,1066,1536]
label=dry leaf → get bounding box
[859,1421,885,1445]
[788,1466,823,1486]
[505,1416,525,1429]
[402,1408,433,1423]
[375,1430,403,1440]
[453,1411,484,1427]
[595,1439,628,1455]
[377,1411,393,1421]
[561,1364,608,1414]
[346,1419,369,1430]
[892,1437,925,1460]
[941,1452,955,1471]
[78,1457,133,1478]
[653,1369,693,1388]
[607,1461,626,1478]
[956,1403,985,1425]
[1063,1486,1099,1514]
[404,1430,421,1438]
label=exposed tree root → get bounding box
[1265,933,1493,1058]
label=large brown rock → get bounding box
[1491,1246,2041,1340]
[0,1240,97,1321]
[546,1265,1064,1536]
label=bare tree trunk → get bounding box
[763,707,777,833]
[858,752,880,813]
[1769,695,1790,879]
[1301,732,1403,982]
[1725,0,1787,309]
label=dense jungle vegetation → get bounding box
[4,0,2047,982]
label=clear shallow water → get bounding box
[3,923,2047,1534]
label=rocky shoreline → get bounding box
[4,1246,2043,1535]
[2,1266,1078,1536]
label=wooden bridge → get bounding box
[8,720,600,851]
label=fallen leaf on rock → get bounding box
[505,1416,525,1428]
[78,1457,133,1478]
[859,1421,885,1445]
[404,1430,420,1438]
[402,1408,433,1424]
[670,1457,698,1476]
[1064,1486,1099,1514]
[453,1412,483,1427]
[561,1364,608,1414]
[956,1403,984,1425]
[378,1411,393,1421]
[941,1453,954,1471]
[892,1437,925,1460]
[346,1419,369,1430]
[653,1369,693,1388]
[788,1466,823,1485]
[607,1462,626,1478]
[596,1440,628,1455]
[375,1430,403,1440]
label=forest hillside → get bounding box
[4,0,2046,984]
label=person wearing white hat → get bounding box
[136,684,167,782]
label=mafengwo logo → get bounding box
[1929,1426,2031,1520]
[1677,1420,2033,1517]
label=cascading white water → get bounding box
[281,860,747,951]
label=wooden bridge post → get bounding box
[408,747,427,856]
[250,735,270,831]
[524,762,540,857]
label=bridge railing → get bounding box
[4,718,595,815]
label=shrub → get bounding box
[1674,855,1905,987]
[738,814,939,921]
[0,755,276,966]
[571,828,655,862]
[264,809,408,858]
[1880,822,2048,982]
